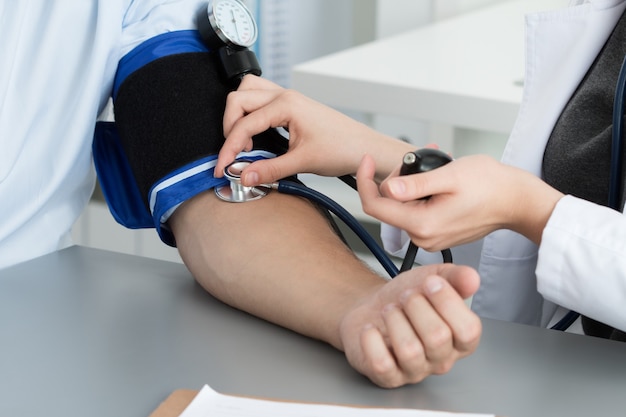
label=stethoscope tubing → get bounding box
[276,180,400,278]
[610,54,626,210]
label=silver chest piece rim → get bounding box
[215,160,270,202]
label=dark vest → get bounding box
[542,10,626,342]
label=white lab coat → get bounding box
[384,0,626,332]
[0,1,205,270]
[473,0,626,332]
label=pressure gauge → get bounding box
[198,0,258,49]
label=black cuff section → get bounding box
[113,51,288,208]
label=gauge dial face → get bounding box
[210,0,258,48]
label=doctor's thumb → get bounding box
[381,176,429,202]
[381,168,440,202]
[240,159,291,187]
[384,178,408,199]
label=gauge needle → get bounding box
[231,10,241,39]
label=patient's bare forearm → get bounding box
[169,189,385,349]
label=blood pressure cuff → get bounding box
[93,30,288,246]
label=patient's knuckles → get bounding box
[431,358,455,375]
[394,339,424,364]
[423,325,452,352]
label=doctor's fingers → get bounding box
[223,88,286,135]
[356,154,438,210]
[216,90,290,176]
[379,165,459,203]
[356,157,427,230]
[235,154,309,187]
[359,193,460,252]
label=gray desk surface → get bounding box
[1,246,625,417]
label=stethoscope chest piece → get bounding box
[215,160,270,202]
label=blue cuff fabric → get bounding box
[94,30,276,247]
[114,30,210,100]
[94,120,276,246]
[93,121,154,230]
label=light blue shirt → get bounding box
[0,0,205,269]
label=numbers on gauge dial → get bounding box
[214,0,257,47]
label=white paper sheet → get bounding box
[179,385,495,417]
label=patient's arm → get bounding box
[169,188,481,388]
[110,39,481,388]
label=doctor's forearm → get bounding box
[350,129,416,182]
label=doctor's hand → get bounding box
[216,75,411,186]
[357,154,565,249]
[339,263,481,388]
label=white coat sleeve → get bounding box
[537,195,626,331]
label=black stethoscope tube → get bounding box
[276,180,400,278]
[276,179,453,278]
[610,54,626,210]
[400,243,452,273]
